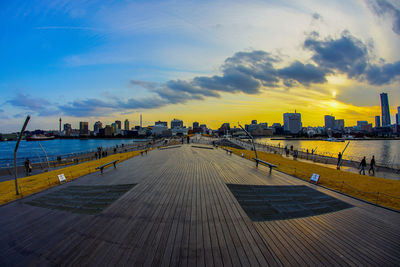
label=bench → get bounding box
[252,158,277,173]
[225,149,232,155]
[95,160,119,174]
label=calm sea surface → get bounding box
[255,138,400,168]
[0,139,147,167]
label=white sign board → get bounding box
[310,173,320,184]
[58,174,66,183]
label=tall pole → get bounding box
[337,141,350,170]
[238,123,258,159]
[38,141,50,170]
[14,115,30,195]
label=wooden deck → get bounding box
[0,145,399,266]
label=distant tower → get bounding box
[140,114,142,128]
[375,116,380,128]
[380,93,391,127]
[59,118,62,133]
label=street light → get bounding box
[14,115,30,195]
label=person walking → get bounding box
[337,152,342,170]
[369,155,376,175]
[359,156,367,175]
[24,158,32,176]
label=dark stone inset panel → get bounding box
[26,184,136,215]
[227,184,352,221]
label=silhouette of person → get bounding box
[369,155,376,175]
[359,156,367,175]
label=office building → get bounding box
[324,115,335,130]
[251,120,257,125]
[375,116,381,128]
[334,119,345,131]
[124,119,129,131]
[79,121,89,135]
[63,123,72,136]
[104,125,113,137]
[380,93,391,126]
[115,120,122,130]
[357,121,368,130]
[193,121,199,128]
[93,121,103,134]
[283,112,302,134]
[397,106,400,125]
[171,119,183,129]
[155,121,168,127]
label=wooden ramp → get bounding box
[0,145,399,266]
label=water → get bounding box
[254,138,400,168]
[0,139,147,167]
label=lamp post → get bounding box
[14,115,30,195]
[238,123,258,159]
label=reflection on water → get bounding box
[255,138,400,167]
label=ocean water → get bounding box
[0,139,147,167]
[255,138,400,168]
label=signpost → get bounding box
[58,174,66,183]
[310,173,320,184]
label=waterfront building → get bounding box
[334,119,345,131]
[104,125,113,137]
[380,93,391,126]
[361,123,373,133]
[94,121,103,135]
[115,120,122,130]
[152,125,170,137]
[63,123,72,136]
[193,121,199,128]
[324,115,335,130]
[357,121,368,130]
[375,116,381,128]
[251,120,257,125]
[171,119,183,129]
[124,119,129,131]
[260,123,268,129]
[283,112,302,134]
[397,106,400,125]
[155,121,168,127]
[79,121,89,136]
[218,123,230,135]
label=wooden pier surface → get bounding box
[0,145,399,266]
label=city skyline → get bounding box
[1,0,400,131]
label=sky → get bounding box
[1,0,400,132]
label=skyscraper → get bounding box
[380,93,391,126]
[397,106,400,125]
[115,120,122,130]
[124,119,130,131]
[324,115,335,130]
[375,116,381,128]
[79,121,89,135]
[283,112,302,134]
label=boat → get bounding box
[325,137,345,142]
[26,134,55,141]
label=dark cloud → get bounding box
[6,93,56,117]
[365,61,400,85]
[277,61,329,86]
[7,93,50,112]
[368,0,400,35]
[304,31,369,78]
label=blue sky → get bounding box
[1,0,400,131]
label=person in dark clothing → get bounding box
[337,152,342,169]
[24,158,32,176]
[369,155,376,175]
[359,156,367,175]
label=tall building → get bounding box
[397,106,400,125]
[283,112,302,134]
[171,118,183,129]
[251,120,257,125]
[104,125,113,136]
[124,119,130,131]
[59,118,62,133]
[193,121,199,128]
[324,115,335,130]
[155,121,168,127]
[79,121,89,135]
[380,93,391,126]
[115,120,122,130]
[63,123,72,136]
[375,116,381,127]
[94,121,103,134]
[334,119,345,131]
